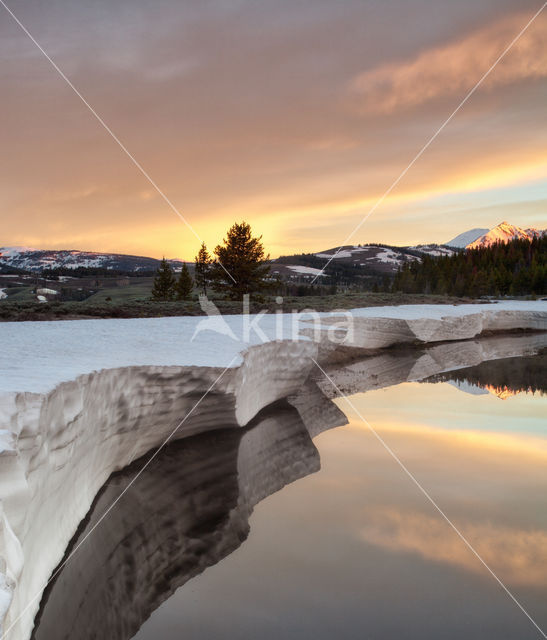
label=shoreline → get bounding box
[0,293,491,322]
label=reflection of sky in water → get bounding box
[134,382,547,640]
[350,381,547,438]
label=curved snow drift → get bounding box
[0,304,544,639]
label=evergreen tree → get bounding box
[194,241,212,295]
[151,258,176,301]
[211,221,271,299]
[391,236,546,298]
[175,263,193,300]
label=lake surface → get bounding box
[31,352,547,640]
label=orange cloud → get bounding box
[360,507,547,587]
[351,11,547,114]
[2,5,545,257]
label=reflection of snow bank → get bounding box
[315,333,547,398]
[0,338,318,640]
[32,402,323,640]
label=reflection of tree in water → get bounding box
[425,350,547,396]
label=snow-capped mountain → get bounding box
[0,247,184,273]
[446,228,489,248]
[466,222,545,250]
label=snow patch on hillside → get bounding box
[36,288,58,296]
[366,248,401,264]
[315,250,353,259]
[410,245,457,257]
[286,265,326,276]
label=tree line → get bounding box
[151,221,271,301]
[392,236,546,297]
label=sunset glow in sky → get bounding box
[1,0,546,259]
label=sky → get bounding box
[1,0,546,260]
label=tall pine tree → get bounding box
[194,242,212,296]
[151,258,176,301]
[175,263,193,300]
[211,221,271,299]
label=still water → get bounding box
[33,354,547,640]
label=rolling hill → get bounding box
[0,247,183,273]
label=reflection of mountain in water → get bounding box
[483,385,519,400]
[424,350,547,397]
[32,401,321,640]
[448,380,523,400]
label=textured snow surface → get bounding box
[0,314,311,393]
[347,301,545,319]
[325,302,547,350]
[0,301,545,394]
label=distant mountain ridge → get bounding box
[1,220,543,276]
[275,221,544,281]
[0,242,455,277]
[0,247,184,273]
[447,221,545,250]
[271,243,458,281]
